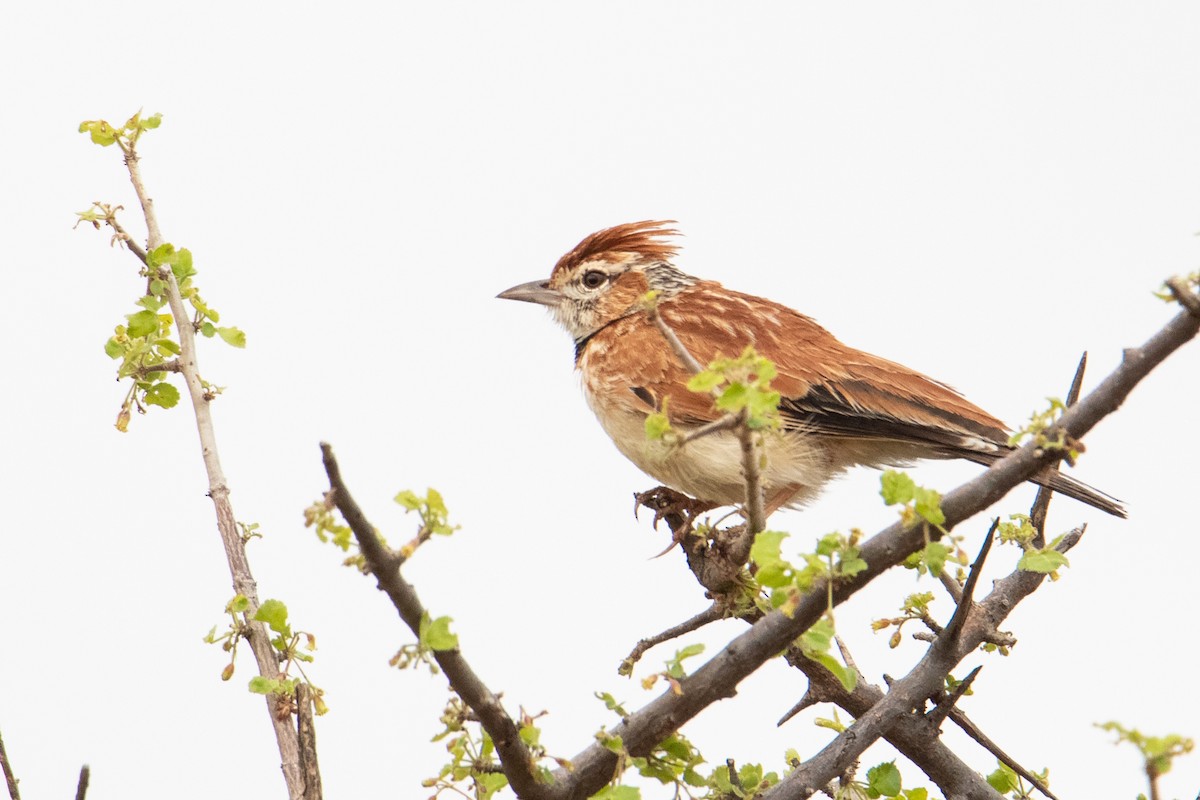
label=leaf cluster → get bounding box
[78,110,161,150]
[997,514,1071,579]
[1006,398,1080,460]
[1096,721,1195,781]
[99,237,244,431]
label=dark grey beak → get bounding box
[497,279,563,307]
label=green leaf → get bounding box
[715,382,749,412]
[171,248,196,281]
[1019,549,1070,573]
[200,321,217,337]
[148,243,176,267]
[800,617,835,653]
[126,309,160,338]
[986,762,1018,793]
[750,530,791,588]
[216,326,246,348]
[809,650,858,692]
[421,615,459,651]
[78,120,118,146]
[155,338,181,355]
[143,382,180,409]
[686,370,722,393]
[913,486,945,525]
[254,599,290,635]
[880,470,916,505]
[136,295,166,311]
[227,594,251,613]
[394,490,422,510]
[644,410,672,440]
[903,789,929,800]
[867,761,902,797]
[104,337,124,359]
[140,112,163,130]
[592,786,640,800]
[923,541,950,576]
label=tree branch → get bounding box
[548,300,1199,800]
[114,138,305,798]
[764,528,1085,799]
[319,443,549,800]
[622,603,724,674]
[0,729,20,800]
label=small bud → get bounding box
[221,663,235,681]
[115,407,131,432]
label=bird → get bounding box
[498,220,1124,518]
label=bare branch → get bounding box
[944,519,997,643]
[121,147,163,251]
[762,528,1085,799]
[734,409,767,535]
[297,684,323,800]
[0,729,20,800]
[1165,275,1200,316]
[319,443,549,800]
[74,765,90,800]
[925,664,981,730]
[944,707,1058,800]
[622,603,724,673]
[646,305,704,375]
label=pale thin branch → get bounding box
[674,413,740,446]
[733,409,767,536]
[646,305,704,375]
[319,443,549,800]
[622,603,724,673]
[0,729,20,800]
[106,138,304,797]
[943,705,1058,800]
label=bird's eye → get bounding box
[581,270,607,289]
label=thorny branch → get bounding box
[540,294,1200,799]
[97,135,307,798]
[319,444,549,800]
[0,728,20,800]
[321,281,1198,799]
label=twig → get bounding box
[622,603,724,673]
[646,305,704,375]
[297,684,323,800]
[761,528,1086,800]
[674,414,740,446]
[1166,276,1200,316]
[0,729,20,800]
[102,213,149,265]
[320,443,548,800]
[925,665,981,730]
[481,298,1194,799]
[115,138,304,797]
[74,765,89,800]
[1030,353,1087,544]
[733,409,767,535]
[944,519,997,643]
[943,707,1058,800]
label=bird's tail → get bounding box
[960,451,1126,518]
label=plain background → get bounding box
[2,3,1198,798]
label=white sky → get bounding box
[2,3,1199,799]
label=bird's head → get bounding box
[498,220,696,342]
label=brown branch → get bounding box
[621,603,724,674]
[0,729,20,800]
[1166,275,1200,316]
[733,409,768,536]
[1030,353,1088,544]
[112,138,304,797]
[74,766,89,800]
[550,295,1200,799]
[925,664,981,730]
[763,528,1085,799]
[319,443,549,800]
[297,684,323,800]
[944,519,997,643]
[943,706,1058,800]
